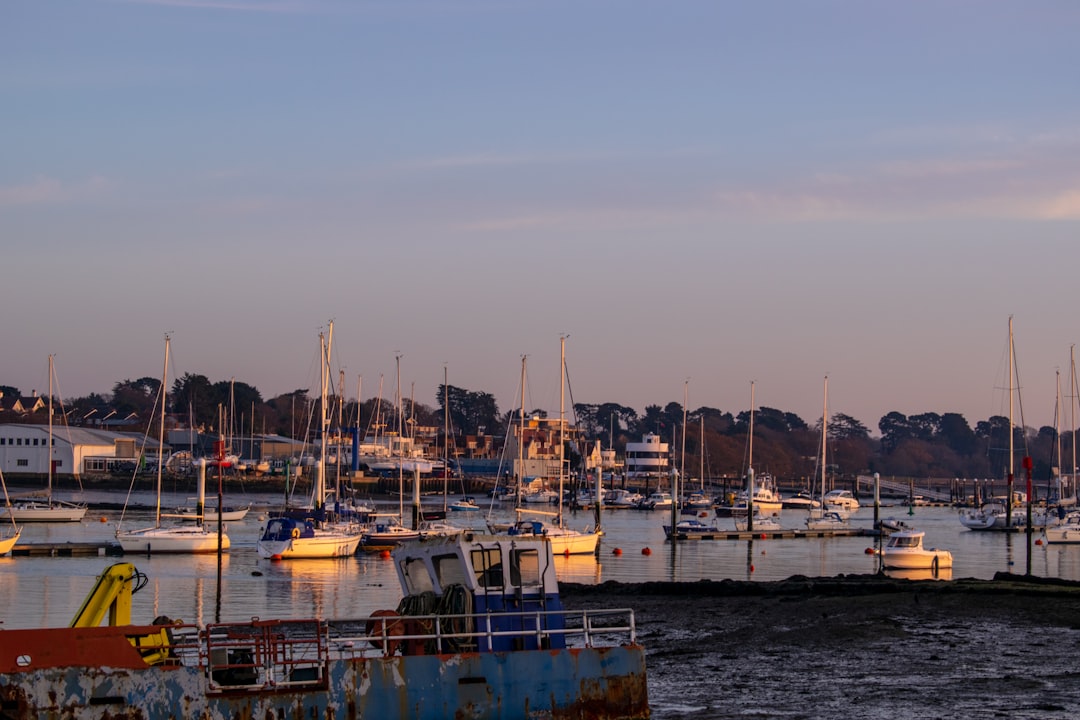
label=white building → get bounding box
[0,423,150,476]
[624,433,670,479]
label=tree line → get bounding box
[2,377,1075,484]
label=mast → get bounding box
[1072,345,1078,502]
[155,335,170,527]
[820,376,828,514]
[1056,369,1063,505]
[518,355,526,507]
[315,330,327,514]
[443,364,449,512]
[558,336,566,528]
[47,354,54,502]
[396,353,404,522]
[1007,316,1015,528]
[747,380,755,528]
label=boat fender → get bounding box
[291,528,300,539]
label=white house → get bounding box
[0,424,151,476]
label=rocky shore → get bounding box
[561,573,1080,719]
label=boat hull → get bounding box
[0,628,648,720]
[117,526,231,554]
[882,548,953,570]
[1,502,87,522]
[256,533,361,558]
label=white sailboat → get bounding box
[959,317,1046,531]
[508,336,601,555]
[1,355,87,523]
[257,323,362,559]
[116,336,231,554]
[806,376,849,531]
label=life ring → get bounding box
[291,528,300,539]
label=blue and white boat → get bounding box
[0,534,648,718]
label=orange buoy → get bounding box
[99,516,108,523]
[564,548,571,557]
[759,533,767,540]
[865,547,875,554]
[749,564,755,572]
[641,547,652,556]
[1035,538,1043,546]
[379,549,391,559]
[612,547,622,556]
[271,554,283,561]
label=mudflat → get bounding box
[561,574,1080,719]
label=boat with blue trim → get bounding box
[0,533,648,718]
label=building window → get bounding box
[16,459,28,467]
[33,438,39,446]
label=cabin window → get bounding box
[510,549,540,588]
[470,548,504,589]
[400,557,435,595]
[16,459,28,467]
[432,553,469,588]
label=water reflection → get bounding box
[885,567,953,581]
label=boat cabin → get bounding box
[393,533,566,651]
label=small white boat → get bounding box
[882,528,953,571]
[522,489,558,504]
[1045,510,1080,544]
[823,489,860,511]
[505,518,601,555]
[173,503,251,522]
[605,489,644,508]
[361,517,422,549]
[734,511,782,532]
[118,524,231,555]
[805,510,849,531]
[448,497,480,512]
[636,492,673,510]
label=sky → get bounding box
[4,1,1080,435]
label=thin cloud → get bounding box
[117,0,316,12]
[0,176,110,208]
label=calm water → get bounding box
[1,492,1077,630]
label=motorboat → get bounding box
[823,489,860,511]
[1045,510,1080,544]
[605,488,644,508]
[881,528,953,571]
[682,492,712,510]
[782,491,820,510]
[663,518,721,539]
[636,492,673,510]
[448,496,480,512]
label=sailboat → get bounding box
[257,324,362,559]
[1,355,87,522]
[505,337,601,555]
[116,336,231,554]
[806,376,848,531]
[0,468,23,555]
[959,317,1046,531]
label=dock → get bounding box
[11,542,124,557]
[670,528,876,541]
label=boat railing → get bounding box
[136,608,636,694]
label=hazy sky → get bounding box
[4,1,1080,434]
